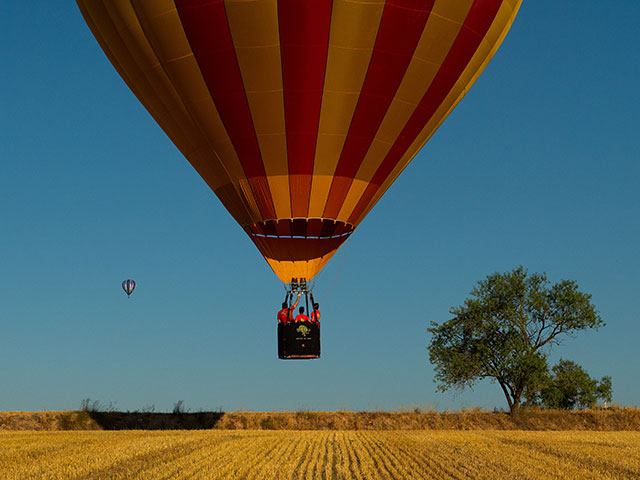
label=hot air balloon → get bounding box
[122,279,136,298]
[77,0,522,287]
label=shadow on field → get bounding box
[86,411,225,430]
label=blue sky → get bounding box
[1,1,639,412]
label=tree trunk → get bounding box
[497,381,514,412]
[509,389,524,415]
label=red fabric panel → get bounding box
[275,219,292,237]
[175,0,276,220]
[306,219,324,238]
[289,174,313,218]
[322,176,352,218]
[249,219,352,239]
[348,0,504,224]
[261,221,278,237]
[279,0,332,217]
[249,177,276,220]
[333,222,353,237]
[320,221,337,238]
[322,0,435,218]
[347,183,378,225]
[251,236,276,260]
[291,219,308,237]
[250,236,348,262]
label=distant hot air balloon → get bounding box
[122,279,136,298]
[78,0,522,284]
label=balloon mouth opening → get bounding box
[244,219,354,263]
[244,219,354,240]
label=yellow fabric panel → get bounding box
[327,0,385,51]
[130,1,251,200]
[78,0,260,226]
[101,1,208,161]
[353,3,470,182]
[80,1,191,157]
[308,175,334,219]
[266,175,292,220]
[253,132,287,175]
[246,91,286,137]
[225,0,290,218]
[336,179,370,223]
[130,11,259,227]
[317,90,362,137]
[130,0,182,59]
[224,0,279,48]
[460,9,514,94]
[79,1,227,203]
[441,0,523,122]
[352,0,522,226]
[182,97,246,185]
[312,87,362,176]
[353,137,391,181]
[310,0,384,215]
[313,94,357,171]
[408,0,523,171]
[238,178,263,221]
[352,97,417,181]
[77,3,136,96]
[324,48,377,95]
[232,47,282,92]
[417,0,475,64]
[132,14,245,184]
[266,251,338,283]
[431,0,475,24]
[371,100,419,145]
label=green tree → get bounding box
[428,267,603,413]
[533,359,612,409]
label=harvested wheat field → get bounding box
[1,430,639,479]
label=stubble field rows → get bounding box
[1,430,639,479]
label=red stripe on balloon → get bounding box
[278,0,333,218]
[175,0,276,220]
[322,0,436,219]
[348,0,504,224]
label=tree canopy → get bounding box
[532,359,612,409]
[428,267,603,413]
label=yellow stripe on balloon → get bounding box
[225,0,292,219]
[78,0,262,226]
[438,0,523,128]
[336,179,369,223]
[353,0,522,225]
[352,0,472,184]
[335,0,471,222]
[131,0,260,224]
[308,0,384,218]
[266,251,339,284]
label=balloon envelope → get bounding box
[122,279,136,297]
[78,0,521,282]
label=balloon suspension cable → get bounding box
[305,290,310,319]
